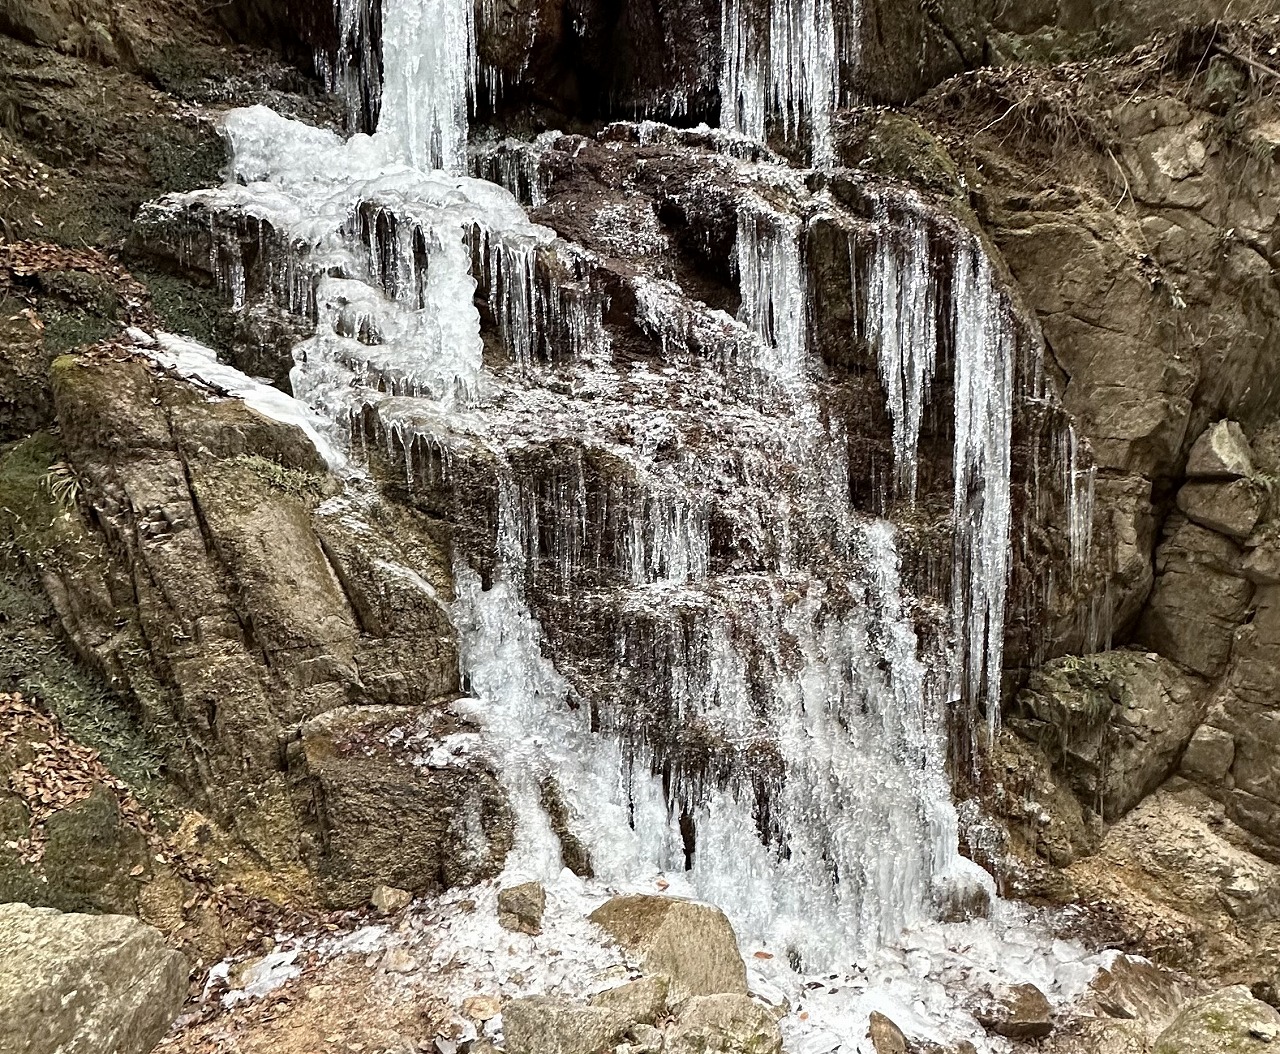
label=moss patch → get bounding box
[136,267,236,349]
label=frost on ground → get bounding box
[166,868,1115,1054]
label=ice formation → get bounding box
[720,0,848,165]
[137,0,1104,1046]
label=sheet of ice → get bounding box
[134,330,347,472]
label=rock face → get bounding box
[1137,519,1254,679]
[1012,651,1206,820]
[1,356,512,907]
[1153,986,1280,1054]
[588,895,749,1002]
[0,902,188,1054]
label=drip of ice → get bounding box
[735,198,808,379]
[866,195,937,500]
[950,244,1014,739]
[720,0,846,166]
[326,0,476,171]
[861,189,1016,740]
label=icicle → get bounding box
[735,200,808,380]
[719,0,846,166]
[866,195,938,501]
[950,239,1014,742]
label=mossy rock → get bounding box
[1154,986,1280,1053]
[838,111,964,200]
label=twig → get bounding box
[1212,42,1280,82]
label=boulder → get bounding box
[498,881,546,935]
[1177,480,1265,541]
[501,996,629,1054]
[589,975,670,1024]
[0,903,188,1054]
[1180,724,1236,783]
[1187,421,1254,480]
[973,982,1054,1040]
[1012,650,1206,819]
[665,994,783,1054]
[588,895,748,1002]
[1153,986,1280,1053]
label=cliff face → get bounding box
[1,0,1279,1042]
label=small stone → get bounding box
[498,881,547,935]
[371,884,413,915]
[463,995,502,1022]
[867,1011,907,1054]
[1186,420,1255,480]
[1177,479,1265,540]
[973,982,1054,1040]
[379,947,418,974]
[590,975,670,1024]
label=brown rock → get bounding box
[588,895,748,1002]
[1177,479,1265,541]
[1153,986,1280,1053]
[974,982,1054,1040]
[1137,519,1254,678]
[498,881,546,935]
[589,975,670,1024]
[665,994,782,1054]
[868,1010,908,1054]
[371,884,413,915]
[1186,421,1254,480]
[501,996,629,1054]
[0,903,189,1054]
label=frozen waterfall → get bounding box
[133,0,1108,1045]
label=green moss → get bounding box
[136,267,236,349]
[230,454,326,501]
[0,570,169,798]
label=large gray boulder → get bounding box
[588,895,748,1002]
[0,903,188,1054]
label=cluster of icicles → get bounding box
[138,0,1097,1039]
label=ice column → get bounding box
[867,199,938,500]
[951,242,1014,738]
[720,0,845,166]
